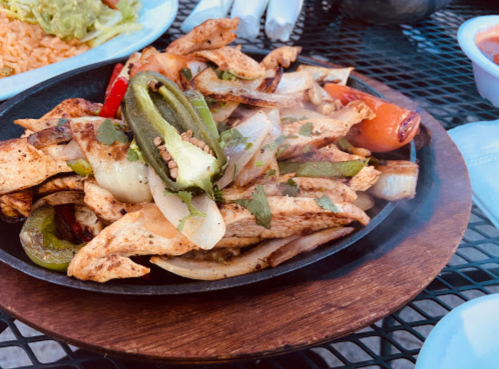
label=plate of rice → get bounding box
[0,0,178,101]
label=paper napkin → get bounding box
[181,0,234,33]
[448,120,499,229]
[231,0,269,40]
[265,0,303,42]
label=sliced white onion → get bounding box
[275,70,313,94]
[368,161,419,201]
[150,236,298,280]
[217,111,272,189]
[269,227,356,267]
[41,140,85,161]
[352,192,375,211]
[236,109,282,186]
[186,60,208,77]
[211,101,239,123]
[148,168,225,250]
[92,159,151,204]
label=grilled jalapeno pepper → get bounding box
[19,206,84,272]
[278,159,368,178]
[123,71,226,198]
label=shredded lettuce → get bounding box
[0,0,141,47]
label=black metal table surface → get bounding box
[1,0,499,368]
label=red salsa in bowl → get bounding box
[476,25,499,65]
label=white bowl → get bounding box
[458,15,499,108]
[416,294,499,369]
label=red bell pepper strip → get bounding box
[105,63,124,99]
[55,204,93,242]
[99,76,129,118]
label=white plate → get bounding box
[416,294,499,369]
[0,0,178,101]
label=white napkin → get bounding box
[265,0,303,42]
[181,0,234,33]
[231,0,269,40]
[448,120,499,229]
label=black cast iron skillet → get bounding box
[0,51,416,295]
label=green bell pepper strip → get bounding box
[278,159,368,178]
[123,71,226,198]
[19,206,85,272]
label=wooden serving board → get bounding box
[0,72,471,363]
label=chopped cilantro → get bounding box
[264,169,276,183]
[180,68,193,81]
[254,161,264,167]
[262,135,284,151]
[280,178,300,197]
[233,185,272,228]
[57,118,69,126]
[314,195,339,213]
[221,128,250,148]
[164,190,207,231]
[96,119,128,145]
[283,135,299,139]
[299,122,314,137]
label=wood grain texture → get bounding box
[0,72,471,363]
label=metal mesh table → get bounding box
[1,0,499,368]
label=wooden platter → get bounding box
[0,72,471,363]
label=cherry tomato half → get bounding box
[324,84,421,152]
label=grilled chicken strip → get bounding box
[0,138,72,195]
[36,175,86,195]
[84,181,143,223]
[223,177,357,203]
[0,189,33,218]
[348,166,381,192]
[222,196,369,239]
[278,101,374,159]
[67,204,196,282]
[14,98,102,132]
[291,143,361,163]
[190,46,265,79]
[166,18,239,56]
[261,46,302,69]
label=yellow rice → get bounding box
[0,9,90,78]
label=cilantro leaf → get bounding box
[314,195,339,213]
[57,118,69,126]
[262,135,284,151]
[221,128,250,148]
[254,161,264,167]
[233,185,272,229]
[163,190,207,231]
[213,185,225,203]
[280,178,300,197]
[96,119,128,145]
[299,122,314,137]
